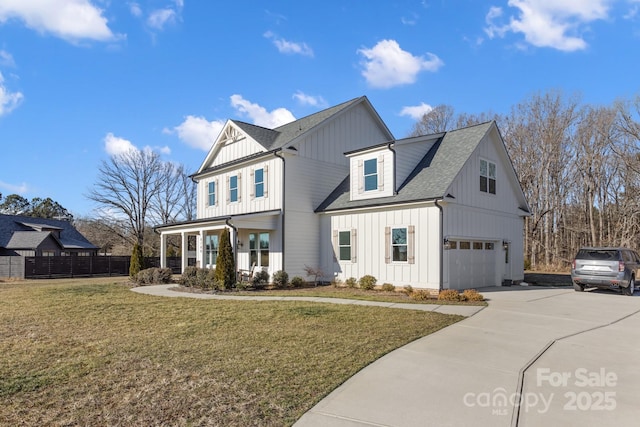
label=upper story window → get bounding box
[254,168,264,198]
[229,175,239,202]
[480,159,496,194]
[364,158,378,191]
[208,181,216,206]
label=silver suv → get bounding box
[571,247,640,296]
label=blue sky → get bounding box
[0,0,639,217]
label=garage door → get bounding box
[448,240,497,290]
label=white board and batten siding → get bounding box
[208,128,265,169]
[348,148,394,201]
[282,103,391,279]
[196,157,283,220]
[293,102,392,165]
[321,205,441,289]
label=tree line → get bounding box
[410,89,640,270]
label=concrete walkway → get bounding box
[295,286,640,427]
[131,284,485,316]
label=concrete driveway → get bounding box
[295,286,640,427]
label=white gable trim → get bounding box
[196,121,262,175]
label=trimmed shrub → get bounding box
[345,277,357,288]
[290,276,305,288]
[179,267,218,290]
[272,270,289,288]
[179,266,199,287]
[410,289,431,301]
[403,285,413,295]
[152,267,173,284]
[381,283,395,292]
[438,289,462,301]
[133,267,173,285]
[214,229,236,289]
[129,242,143,276]
[359,275,377,290]
[462,289,485,301]
[252,270,270,288]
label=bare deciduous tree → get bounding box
[87,149,164,252]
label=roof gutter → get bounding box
[434,199,444,292]
[387,142,397,195]
[273,150,286,272]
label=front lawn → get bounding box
[0,278,463,426]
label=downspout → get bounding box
[387,142,397,195]
[274,150,286,272]
[225,218,238,274]
[434,199,444,292]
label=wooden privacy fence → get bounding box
[0,256,185,279]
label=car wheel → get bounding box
[573,282,584,292]
[623,277,635,296]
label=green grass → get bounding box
[0,278,463,426]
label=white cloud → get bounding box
[357,39,443,89]
[104,132,170,156]
[230,94,296,128]
[170,115,224,151]
[399,102,433,120]
[292,91,327,107]
[147,8,176,30]
[104,133,137,156]
[0,180,29,194]
[264,31,314,57]
[0,50,15,67]
[129,2,142,17]
[485,0,611,51]
[0,72,23,116]
[0,0,118,43]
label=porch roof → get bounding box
[154,209,281,234]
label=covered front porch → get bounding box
[155,210,282,280]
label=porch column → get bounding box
[181,231,188,273]
[160,233,166,268]
[200,230,206,269]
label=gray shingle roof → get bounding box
[316,122,493,212]
[5,231,53,249]
[0,214,97,251]
[195,97,372,178]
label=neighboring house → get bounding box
[0,214,98,257]
[156,96,530,290]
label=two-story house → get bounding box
[156,96,529,290]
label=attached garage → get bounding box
[448,240,500,290]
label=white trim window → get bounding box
[480,159,496,194]
[208,181,216,206]
[338,231,351,261]
[363,158,378,191]
[385,226,415,264]
[249,232,269,267]
[228,174,240,203]
[205,234,219,266]
[254,168,264,198]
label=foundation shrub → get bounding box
[345,277,358,288]
[290,276,305,288]
[252,270,270,288]
[461,289,484,301]
[410,289,431,301]
[358,275,377,290]
[272,270,289,288]
[381,283,395,292]
[438,289,462,301]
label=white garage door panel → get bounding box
[449,241,496,290]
